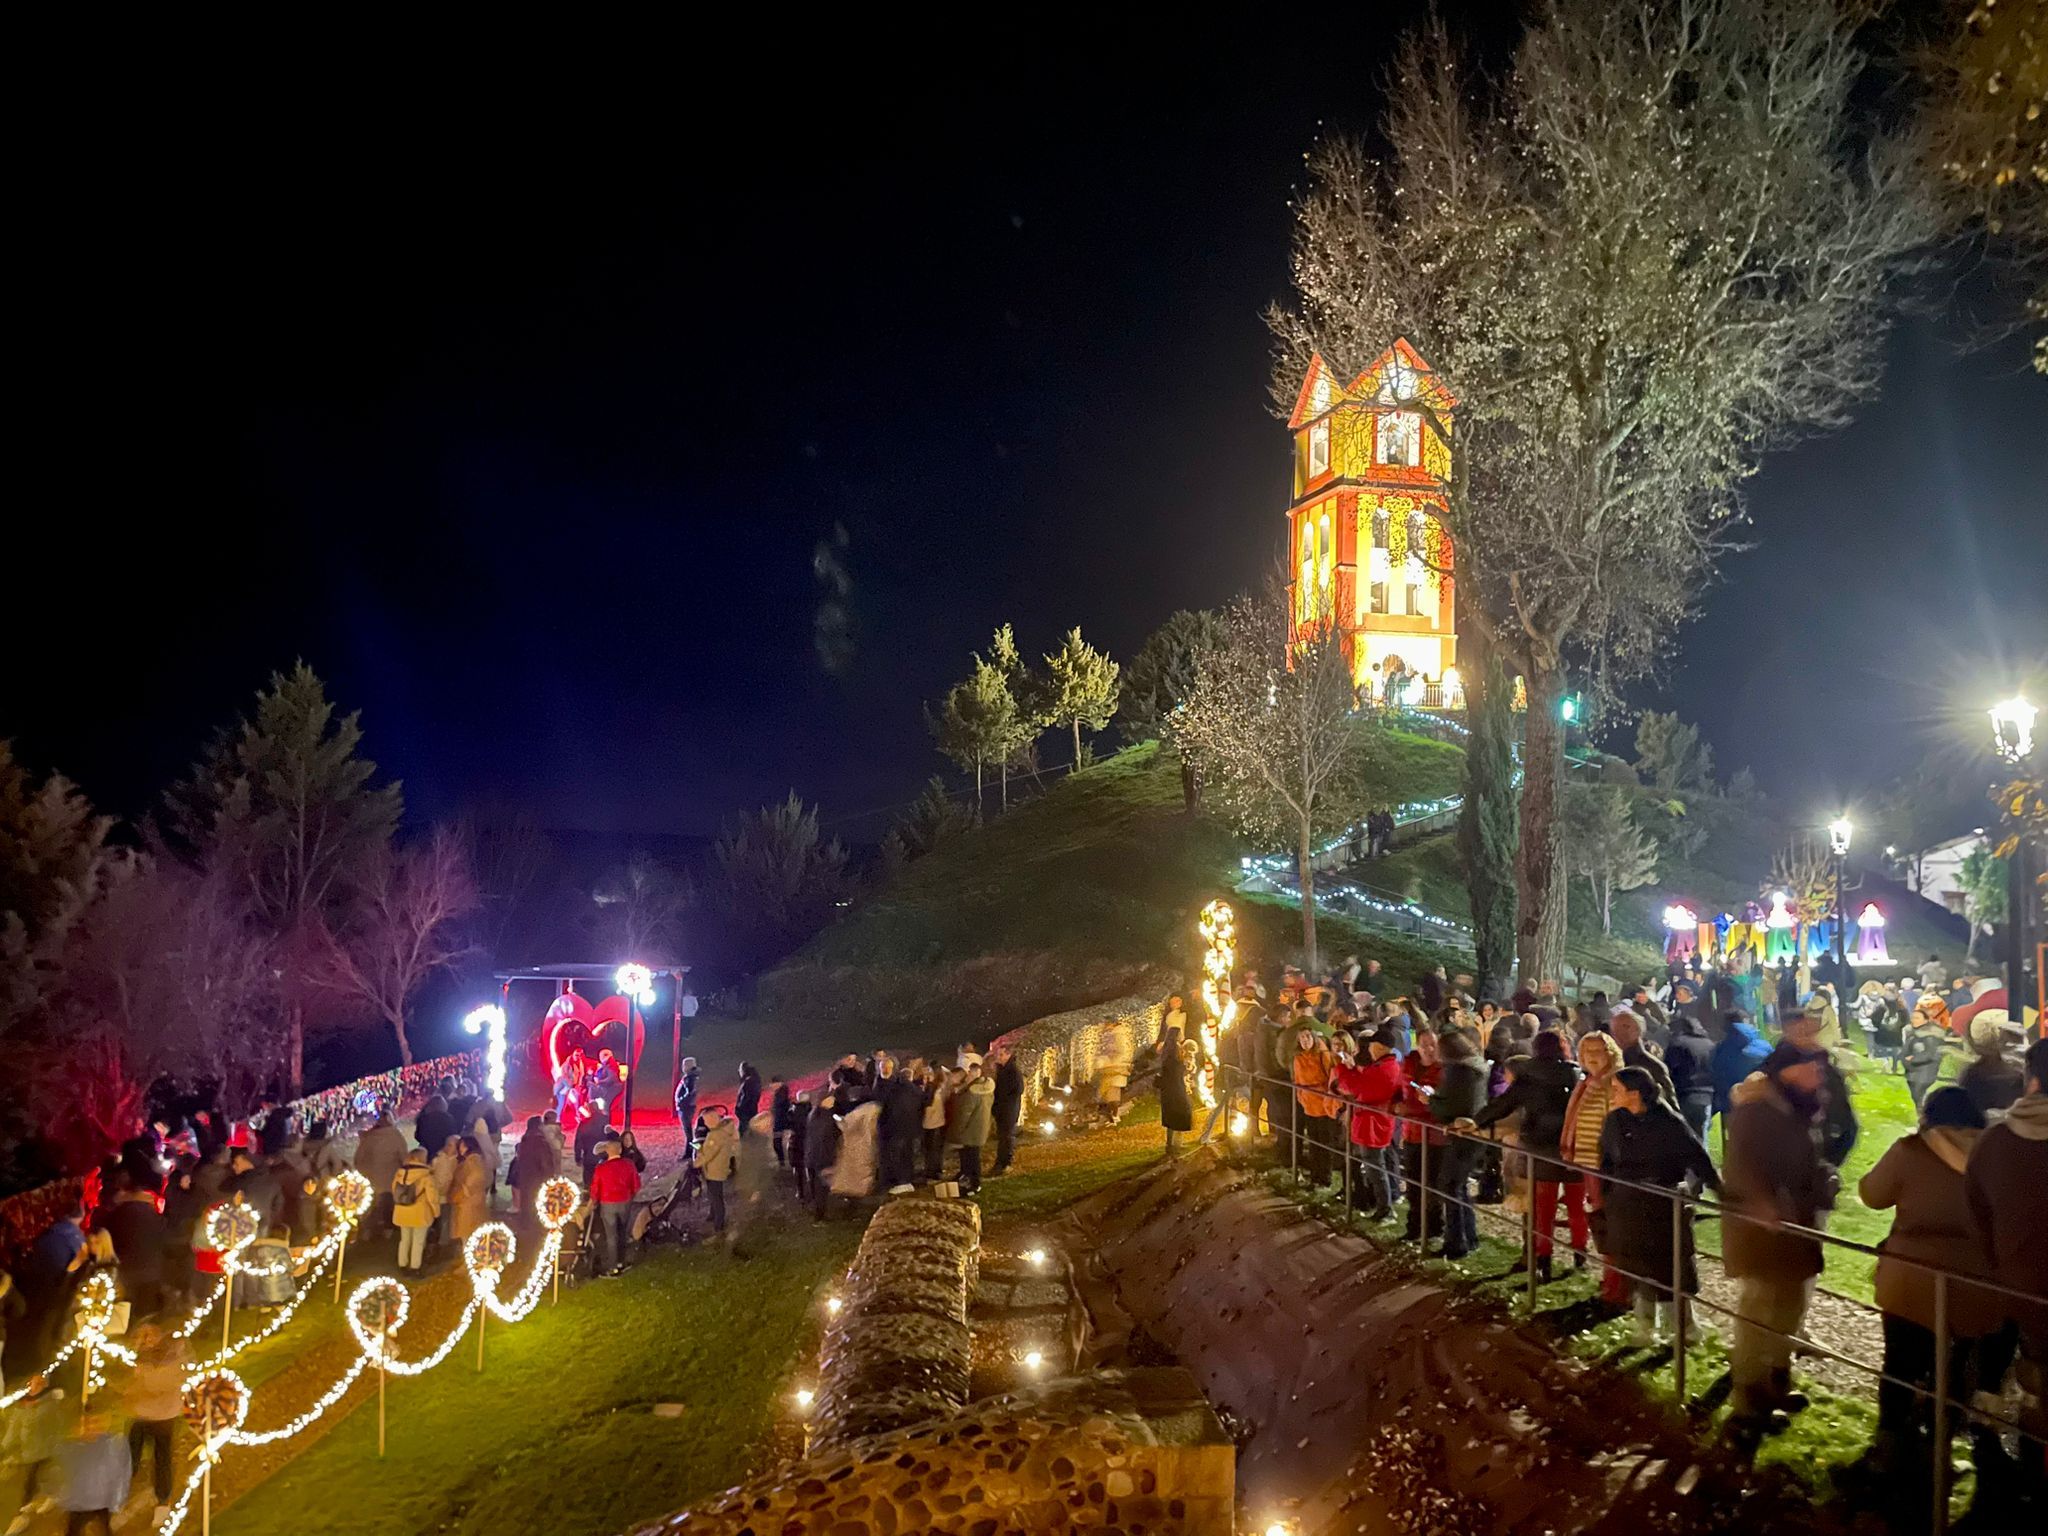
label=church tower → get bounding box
[1284,339,1460,706]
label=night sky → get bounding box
[12,10,2044,844]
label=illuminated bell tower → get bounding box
[1283,339,1459,706]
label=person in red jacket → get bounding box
[587,1140,641,1277]
[1331,1025,1407,1220]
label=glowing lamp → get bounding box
[792,1387,815,1413]
[1661,904,1698,933]
[1827,817,1853,857]
[462,1004,509,1099]
[615,963,658,1008]
[1231,1112,1251,1137]
[1024,1248,1048,1268]
[1022,1349,1045,1370]
[1040,1119,1057,1135]
[1990,696,2037,763]
[824,1296,842,1316]
[1441,666,1462,703]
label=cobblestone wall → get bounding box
[990,993,1163,1113]
[639,1369,1233,1536]
[810,1196,982,1453]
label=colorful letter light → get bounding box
[1662,903,1699,965]
[1763,890,1799,964]
[1855,902,1892,966]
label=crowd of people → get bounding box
[1196,951,2045,1504]
[0,1072,534,1532]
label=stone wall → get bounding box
[638,1369,1234,1536]
[990,993,1164,1114]
[810,1197,982,1454]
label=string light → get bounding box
[154,1192,579,1536]
[1195,900,1237,1108]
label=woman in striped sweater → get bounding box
[1561,1031,1629,1305]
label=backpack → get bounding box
[392,1173,420,1207]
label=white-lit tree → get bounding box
[1170,584,1368,972]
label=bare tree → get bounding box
[315,827,479,1066]
[1169,583,1368,972]
[589,849,690,964]
[1270,0,1934,983]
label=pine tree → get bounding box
[1562,785,1658,935]
[171,662,403,1092]
[1044,626,1120,771]
[988,624,1047,808]
[880,778,978,876]
[1122,610,1226,811]
[927,656,1018,818]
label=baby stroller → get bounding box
[636,1163,704,1247]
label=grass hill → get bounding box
[729,735,1468,1058]
[702,728,1967,1074]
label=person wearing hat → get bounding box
[1722,1042,1833,1438]
[1957,1011,2025,1117]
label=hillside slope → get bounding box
[735,737,1467,1055]
[1373,791,1968,985]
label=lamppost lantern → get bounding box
[1827,817,1853,857]
[615,963,657,1009]
[1989,695,2037,765]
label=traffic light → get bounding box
[1559,693,1581,724]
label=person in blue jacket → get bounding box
[1709,1012,1772,1148]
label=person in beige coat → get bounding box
[447,1137,491,1243]
[1858,1085,2002,1476]
[391,1150,442,1271]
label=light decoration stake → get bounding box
[181,1369,248,1536]
[154,1199,575,1536]
[465,1223,516,1370]
[462,1003,510,1099]
[1195,900,1238,1110]
[537,1175,583,1305]
[74,1271,117,1403]
[203,1200,260,1355]
[326,1169,373,1301]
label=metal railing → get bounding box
[1207,1064,2046,1533]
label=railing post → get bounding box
[1419,1133,1430,1247]
[1342,1109,1353,1213]
[1671,1190,1687,1403]
[1524,1158,1537,1310]
[1290,1079,1300,1185]
[1932,1270,1950,1536]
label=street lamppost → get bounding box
[1827,816,1853,991]
[615,963,657,1127]
[1990,696,2038,1028]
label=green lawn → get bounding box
[210,1119,1182,1536]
